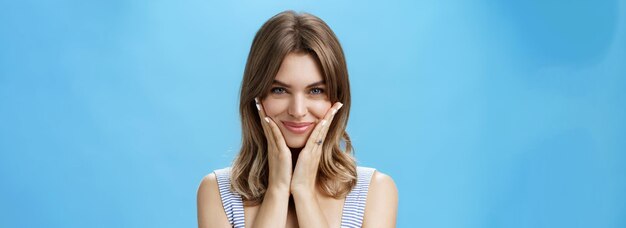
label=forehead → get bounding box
[274,52,324,86]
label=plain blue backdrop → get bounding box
[1,0,625,227]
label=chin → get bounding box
[286,138,307,149]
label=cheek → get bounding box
[262,98,332,118]
[311,101,332,118]
[261,99,287,116]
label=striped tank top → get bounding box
[213,166,376,228]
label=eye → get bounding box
[310,88,325,95]
[270,87,286,94]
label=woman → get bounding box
[197,10,398,228]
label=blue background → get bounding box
[1,0,625,227]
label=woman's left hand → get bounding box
[290,102,344,195]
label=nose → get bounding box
[288,94,308,119]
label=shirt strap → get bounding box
[213,167,246,228]
[340,166,376,228]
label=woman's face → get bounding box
[262,52,332,149]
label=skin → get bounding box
[261,52,332,149]
[197,53,398,228]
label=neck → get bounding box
[290,147,302,171]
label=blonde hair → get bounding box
[231,10,356,205]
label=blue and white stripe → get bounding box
[214,168,245,228]
[214,166,375,228]
[340,167,375,228]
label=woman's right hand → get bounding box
[255,97,293,192]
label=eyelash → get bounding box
[310,88,324,94]
[270,87,286,94]
[270,87,325,95]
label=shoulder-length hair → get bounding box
[231,10,356,205]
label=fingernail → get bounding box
[264,117,270,123]
[331,108,337,115]
[321,120,327,126]
[337,102,344,110]
[254,98,261,110]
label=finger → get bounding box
[313,102,343,144]
[305,102,344,149]
[255,97,276,147]
[264,116,290,151]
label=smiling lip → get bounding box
[282,121,314,134]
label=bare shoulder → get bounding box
[369,170,398,194]
[197,173,230,228]
[362,170,398,228]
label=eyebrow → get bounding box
[272,79,325,88]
